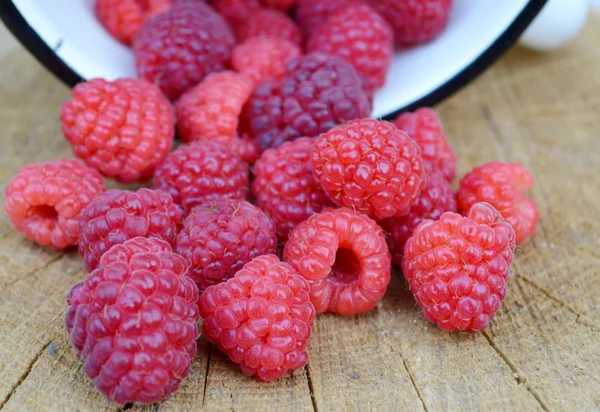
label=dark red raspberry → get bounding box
[231,134,261,165]
[456,162,539,244]
[175,71,254,143]
[78,189,182,272]
[231,37,301,86]
[307,3,393,92]
[294,0,353,37]
[212,0,260,26]
[402,202,516,333]
[394,107,456,182]
[284,208,391,315]
[133,3,235,101]
[311,119,425,221]
[243,53,372,151]
[199,254,316,382]
[65,237,199,404]
[252,137,335,241]
[176,198,277,292]
[236,9,302,47]
[259,0,295,10]
[379,169,456,266]
[368,0,453,47]
[60,78,175,183]
[4,159,105,249]
[152,141,249,214]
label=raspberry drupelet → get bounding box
[402,202,516,333]
[294,0,352,37]
[4,159,105,249]
[456,161,539,244]
[236,9,303,47]
[199,254,316,382]
[212,0,260,26]
[284,207,391,315]
[65,237,199,404]
[231,134,261,165]
[175,198,278,293]
[78,189,182,272]
[311,119,425,221]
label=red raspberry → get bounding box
[294,0,352,37]
[236,9,302,47]
[243,53,372,151]
[133,3,235,101]
[175,71,253,143]
[60,78,175,183]
[259,0,295,10]
[65,237,199,404]
[368,0,453,47]
[176,198,277,292]
[394,107,456,182]
[199,254,316,381]
[284,208,391,315]
[456,162,539,244]
[307,3,393,92]
[78,189,182,272]
[231,37,301,86]
[252,138,335,241]
[232,134,261,165]
[379,169,456,266]
[402,202,516,333]
[212,0,260,26]
[4,159,105,249]
[311,119,425,221]
[152,141,249,214]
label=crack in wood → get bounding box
[201,344,213,407]
[481,104,508,159]
[3,252,65,287]
[304,364,319,412]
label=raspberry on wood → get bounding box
[236,9,302,46]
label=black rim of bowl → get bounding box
[0,0,548,119]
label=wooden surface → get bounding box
[1,16,600,412]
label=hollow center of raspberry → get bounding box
[330,248,360,285]
[31,205,58,221]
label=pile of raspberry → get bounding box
[3,0,541,406]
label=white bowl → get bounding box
[0,0,546,119]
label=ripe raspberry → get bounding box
[368,0,453,46]
[65,237,199,404]
[152,141,249,214]
[133,3,235,101]
[232,134,261,165]
[231,37,301,86]
[311,119,425,221]
[379,169,456,266]
[212,0,260,26]
[243,53,372,151]
[236,9,302,47]
[175,71,253,143]
[176,198,277,292]
[60,78,175,183]
[307,3,393,92]
[78,189,182,272]
[456,162,539,244]
[4,159,105,249]
[402,202,516,333]
[294,0,352,37]
[252,138,335,241]
[284,208,391,315]
[259,0,295,10]
[394,107,456,182]
[199,254,315,381]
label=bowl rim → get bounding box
[0,0,548,119]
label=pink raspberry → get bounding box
[212,0,260,26]
[259,0,295,10]
[231,134,261,165]
[236,9,302,46]
[294,0,353,37]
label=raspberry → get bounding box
[294,0,352,37]
[199,254,315,381]
[368,0,453,47]
[236,9,303,47]
[307,3,393,92]
[259,0,295,10]
[252,138,335,241]
[456,162,539,244]
[231,37,301,86]
[78,189,182,272]
[175,71,254,143]
[283,208,391,315]
[232,134,261,165]
[394,107,456,182]
[311,119,425,221]
[212,0,260,26]
[4,159,105,249]
[65,237,199,404]
[379,169,456,266]
[133,3,235,101]
[152,141,249,214]
[402,202,516,333]
[243,53,372,151]
[60,78,175,183]
[175,198,277,292]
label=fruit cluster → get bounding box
[3,0,540,406]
